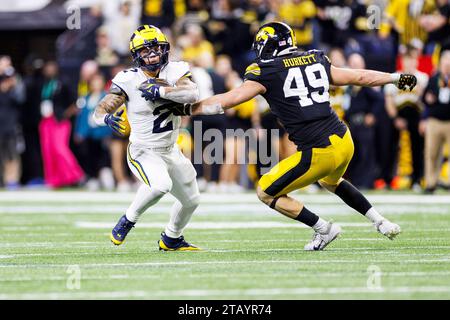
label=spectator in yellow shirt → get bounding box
[278,0,317,49]
[181,24,215,63]
[380,0,435,46]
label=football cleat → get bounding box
[374,219,401,240]
[304,222,341,251]
[158,232,201,251]
[110,215,135,245]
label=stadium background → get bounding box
[0,0,449,193]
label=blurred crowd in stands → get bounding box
[1,0,450,193]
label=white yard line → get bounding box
[1,286,450,299]
[0,251,447,259]
[74,221,372,229]
[1,204,449,215]
[2,271,450,282]
[1,244,449,255]
[1,191,450,204]
[1,258,450,269]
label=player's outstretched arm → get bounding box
[191,80,266,115]
[330,66,417,91]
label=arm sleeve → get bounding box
[384,83,397,95]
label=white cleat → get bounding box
[374,219,401,240]
[304,222,342,251]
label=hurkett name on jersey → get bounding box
[282,54,317,68]
[244,49,347,150]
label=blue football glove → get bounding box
[138,78,161,102]
[104,109,126,136]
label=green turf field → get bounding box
[1,190,450,299]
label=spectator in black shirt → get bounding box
[343,53,384,189]
[0,63,25,189]
[141,0,175,30]
[420,0,450,51]
[21,57,45,186]
[315,0,367,48]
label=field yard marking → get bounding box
[74,221,372,229]
[1,191,450,203]
[204,250,449,256]
[1,258,449,269]
[1,286,450,299]
[2,204,450,216]
[1,245,449,255]
[1,251,448,258]
[2,271,450,282]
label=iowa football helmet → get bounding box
[252,22,297,60]
[129,25,170,71]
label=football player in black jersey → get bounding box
[191,22,417,251]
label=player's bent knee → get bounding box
[185,193,200,209]
[256,186,274,206]
[319,178,343,193]
[152,181,173,195]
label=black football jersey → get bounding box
[244,49,347,150]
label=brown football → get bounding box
[154,78,171,87]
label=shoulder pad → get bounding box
[244,63,261,76]
[109,83,126,96]
[168,60,189,68]
[113,68,138,84]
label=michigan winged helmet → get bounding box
[129,25,170,71]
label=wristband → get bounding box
[202,103,224,115]
[93,111,107,126]
[390,73,401,85]
[159,86,166,99]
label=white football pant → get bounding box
[125,143,200,238]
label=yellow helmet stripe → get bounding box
[129,25,169,52]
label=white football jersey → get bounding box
[112,61,191,147]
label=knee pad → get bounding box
[152,180,173,195]
[184,192,200,209]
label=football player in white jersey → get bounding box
[93,25,203,251]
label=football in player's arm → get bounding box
[93,74,198,136]
[91,24,204,251]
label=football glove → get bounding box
[169,103,192,116]
[104,109,126,136]
[396,74,417,91]
[139,78,162,102]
